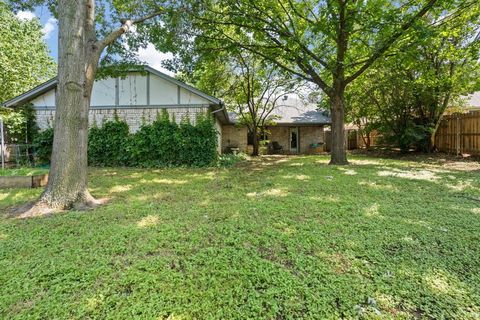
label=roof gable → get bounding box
[2,66,221,108]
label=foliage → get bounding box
[0,104,38,144]
[0,167,48,176]
[0,3,56,103]
[34,111,218,168]
[345,7,480,152]
[217,152,248,167]
[184,50,302,156]
[88,114,132,167]
[1,155,479,318]
[131,110,218,167]
[32,127,54,164]
[131,110,183,167]
[162,0,462,162]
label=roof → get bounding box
[2,65,222,108]
[228,96,331,125]
[2,78,57,108]
[464,92,480,109]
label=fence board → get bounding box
[435,111,480,155]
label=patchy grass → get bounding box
[0,167,49,177]
[1,155,479,319]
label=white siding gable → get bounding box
[91,78,116,106]
[119,73,148,106]
[149,74,178,105]
[30,90,55,108]
[179,87,210,105]
[27,69,217,109]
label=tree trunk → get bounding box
[365,132,371,150]
[39,0,97,209]
[251,127,259,156]
[329,92,348,165]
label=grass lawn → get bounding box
[1,155,479,319]
[0,168,49,177]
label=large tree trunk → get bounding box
[39,0,97,209]
[329,92,348,165]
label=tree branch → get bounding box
[96,10,164,52]
[345,0,438,84]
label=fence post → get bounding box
[456,115,460,156]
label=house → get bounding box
[461,92,480,112]
[225,96,331,154]
[2,66,330,155]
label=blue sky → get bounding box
[15,8,172,74]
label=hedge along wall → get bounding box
[34,110,219,167]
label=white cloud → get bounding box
[41,18,57,40]
[136,43,174,76]
[16,11,36,20]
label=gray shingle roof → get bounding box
[228,96,331,125]
[465,92,480,109]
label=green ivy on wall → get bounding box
[34,110,218,167]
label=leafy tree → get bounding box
[165,0,454,164]
[7,0,170,213]
[346,7,480,152]
[0,3,56,103]
[189,51,302,156]
[0,104,38,144]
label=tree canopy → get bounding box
[345,5,480,152]
[160,0,470,164]
[0,3,56,103]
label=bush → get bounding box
[131,110,183,167]
[1,103,38,144]
[218,152,248,167]
[33,111,219,168]
[88,116,131,166]
[33,127,54,164]
[179,113,218,167]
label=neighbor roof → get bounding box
[228,95,331,125]
[464,92,480,109]
[1,65,222,108]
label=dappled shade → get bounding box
[1,154,479,318]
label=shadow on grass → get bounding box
[1,155,479,318]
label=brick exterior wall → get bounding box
[221,125,248,153]
[298,126,325,154]
[267,125,325,154]
[35,107,209,132]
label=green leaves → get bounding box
[34,111,218,168]
[0,3,56,104]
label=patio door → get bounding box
[290,127,299,153]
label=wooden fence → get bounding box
[435,111,480,155]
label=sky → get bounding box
[15,8,173,75]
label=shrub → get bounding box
[88,116,131,166]
[131,110,218,167]
[218,152,248,168]
[130,110,182,167]
[33,127,54,164]
[179,113,218,167]
[32,111,219,168]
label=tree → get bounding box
[8,0,167,213]
[188,51,301,156]
[0,3,55,103]
[345,7,480,152]
[167,0,453,164]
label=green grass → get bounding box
[0,168,49,176]
[1,155,479,319]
